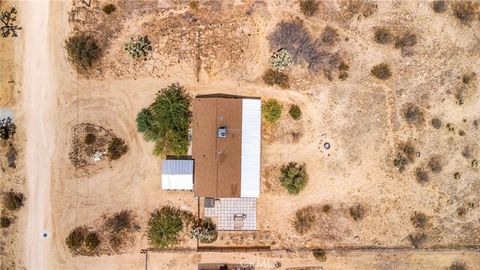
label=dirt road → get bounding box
[22,1,54,269]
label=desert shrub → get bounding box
[65,227,86,254]
[2,191,25,211]
[84,133,96,145]
[125,36,152,59]
[374,28,392,44]
[190,218,218,243]
[1,216,12,228]
[452,1,477,24]
[105,210,133,233]
[108,137,128,160]
[189,0,199,10]
[449,261,467,270]
[262,69,290,88]
[300,0,319,16]
[147,206,187,248]
[65,34,101,69]
[338,61,349,80]
[321,204,332,213]
[410,212,428,229]
[394,154,408,172]
[0,117,16,140]
[371,63,392,80]
[6,143,17,168]
[394,32,417,49]
[459,129,466,136]
[312,248,327,262]
[462,145,474,158]
[415,168,429,184]
[408,232,427,248]
[279,162,308,195]
[428,156,443,173]
[268,20,340,73]
[349,204,366,221]
[472,159,479,168]
[432,0,447,13]
[457,207,467,217]
[454,172,461,180]
[136,83,192,156]
[262,99,283,124]
[399,141,416,162]
[274,261,282,268]
[321,26,339,45]
[294,206,316,234]
[102,4,116,14]
[288,105,302,120]
[85,232,100,250]
[270,48,293,71]
[462,72,475,84]
[431,118,442,129]
[403,103,424,125]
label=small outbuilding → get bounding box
[161,159,194,190]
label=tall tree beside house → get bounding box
[136,83,192,156]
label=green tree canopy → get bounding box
[146,206,186,248]
[136,83,192,156]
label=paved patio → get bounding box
[204,198,256,230]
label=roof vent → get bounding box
[218,126,227,138]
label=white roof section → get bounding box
[240,99,261,198]
[0,108,13,121]
[161,159,194,190]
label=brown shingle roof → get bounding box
[192,97,242,198]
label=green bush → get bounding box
[65,227,86,254]
[262,69,290,89]
[312,248,327,262]
[1,216,12,228]
[147,206,187,248]
[288,104,302,120]
[190,218,218,243]
[300,0,319,16]
[371,63,392,80]
[136,83,192,156]
[279,162,308,195]
[108,137,128,160]
[262,99,283,124]
[102,4,116,14]
[124,36,152,59]
[270,49,293,71]
[65,34,101,69]
[2,191,25,211]
[85,232,100,250]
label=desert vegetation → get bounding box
[312,248,327,262]
[279,162,308,195]
[262,69,290,89]
[349,204,366,221]
[294,206,316,234]
[288,104,302,120]
[374,28,392,44]
[408,232,427,248]
[190,218,218,243]
[270,48,293,71]
[0,216,12,228]
[0,117,16,140]
[2,190,25,211]
[371,63,392,80]
[452,1,478,24]
[124,36,152,59]
[0,6,21,38]
[299,0,319,16]
[147,205,193,248]
[136,83,191,156]
[449,261,467,270]
[410,212,428,229]
[403,103,425,125]
[102,4,116,14]
[262,99,283,124]
[431,0,447,13]
[65,34,101,70]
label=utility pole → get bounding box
[140,249,148,270]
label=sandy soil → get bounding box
[10,0,480,269]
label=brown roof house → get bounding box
[194,96,261,230]
[161,95,261,230]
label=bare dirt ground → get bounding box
[11,0,480,269]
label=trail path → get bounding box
[22,1,54,269]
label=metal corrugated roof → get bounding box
[161,159,194,190]
[240,99,261,198]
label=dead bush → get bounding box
[394,32,417,49]
[415,168,429,184]
[462,72,475,84]
[394,154,408,172]
[321,26,339,45]
[428,156,443,173]
[65,227,87,254]
[321,204,332,214]
[65,34,101,70]
[84,133,96,145]
[349,204,366,221]
[408,232,427,248]
[371,63,392,80]
[452,1,478,24]
[457,207,467,217]
[108,137,128,160]
[300,0,319,16]
[399,141,416,162]
[268,20,340,74]
[105,210,133,233]
[374,28,392,44]
[2,190,25,211]
[410,212,428,229]
[462,145,474,158]
[454,172,461,180]
[403,103,425,125]
[449,261,467,270]
[431,118,442,129]
[1,216,12,228]
[6,143,17,168]
[262,69,290,89]
[294,206,316,234]
[432,0,448,13]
